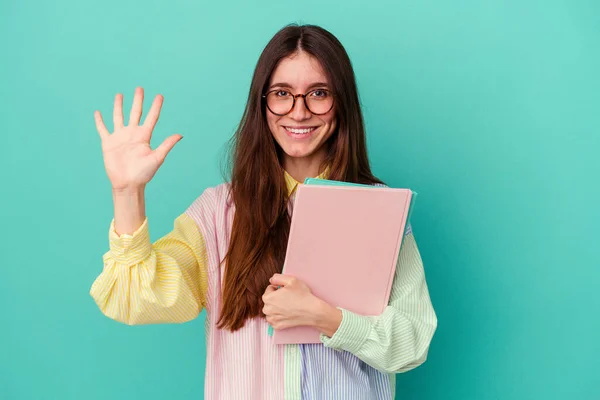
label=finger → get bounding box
[142,94,164,131]
[113,93,124,130]
[153,134,183,164]
[128,87,144,126]
[94,110,110,139]
[263,285,277,297]
[269,274,295,287]
[262,304,274,316]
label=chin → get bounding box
[280,144,317,159]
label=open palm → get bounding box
[94,87,182,191]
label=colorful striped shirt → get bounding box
[90,171,437,399]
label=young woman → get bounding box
[91,24,437,400]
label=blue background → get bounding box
[1,0,598,398]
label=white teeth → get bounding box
[285,127,316,134]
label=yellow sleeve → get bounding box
[89,213,208,325]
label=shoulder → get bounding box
[185,182,232,218]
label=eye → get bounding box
[275,90,290,97]
[311,89,329,98]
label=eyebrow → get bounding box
[268,82,329,91]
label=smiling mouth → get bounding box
[284,126,318,134]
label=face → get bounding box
[266,51,337,169]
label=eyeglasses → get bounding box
[262,89,334,116]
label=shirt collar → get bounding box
[284,167,330,196]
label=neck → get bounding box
[283,149,327,183]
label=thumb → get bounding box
[154,134,183,164]
[269,274,295,287]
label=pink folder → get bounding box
[273,184,413,345]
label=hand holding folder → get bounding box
[270,178,416,344]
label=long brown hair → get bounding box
[218,24,383,331]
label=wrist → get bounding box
[311,298,343,337]
[112,185,145,196]
[111,186,146,236]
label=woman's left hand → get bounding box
[262,274,342,337]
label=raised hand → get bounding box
[94,87,183,192]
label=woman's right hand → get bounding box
[94,87,183,192]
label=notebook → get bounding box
[304,178,417,240]
[272,180,414,344]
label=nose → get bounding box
[289,95,312,121]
